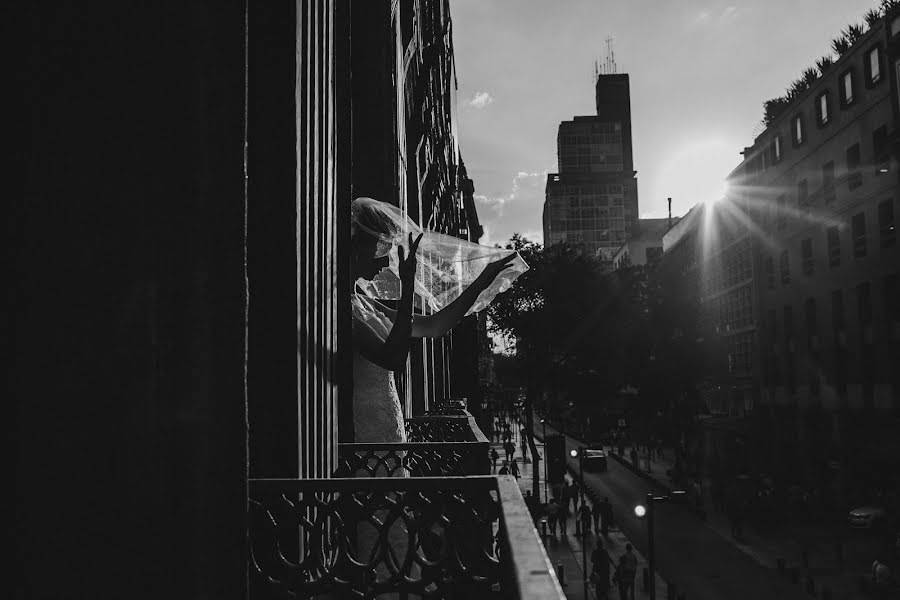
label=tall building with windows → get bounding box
[725,11,900,504]
[543,74,639,268]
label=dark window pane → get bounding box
[801,238,813,275]
[852,212,867,258]
[827,226,841,267]
[879,199,896,248]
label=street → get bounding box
[534,422,808,600]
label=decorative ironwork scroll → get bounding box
[249,477,504,599]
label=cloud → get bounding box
[467,91,494,109]
[473,171,547,247]
[694,6,740,26]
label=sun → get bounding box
[657,139,739,210]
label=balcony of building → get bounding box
[249,410,564,599]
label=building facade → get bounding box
[724,12,900,501]
[613,217,678,270]
[352,0,488,423]
[544,74,639,268]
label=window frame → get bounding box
[852,212,867,258]
[771,135,783,163]
[801,238,814,275]
[840,69,855,107]
[847,143,862,190]
[827,225,841,268]
[865,45,883,87]
[792,114,805,146]
[879,199,896,248]
[816,91,830,127]
[780,249,791,284]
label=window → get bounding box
[817,92,830,126]
[780,249,791,284]
[771,135,783,163]
[841,70,855,106]
[873,125,889,173]
[827,226,841,267]
[857,282,872,328]
[852,212,867,258]
[832,289,844,331]
[823,161,836,203]
[765,256,775,289]
[867,46,882,85]
[792,114,805,145]
[847,143,862,190]
[801,238,813,275]
[798,179,809,208]
[805,297,818,337]
[777,194,786,229]
[879,199,896,248]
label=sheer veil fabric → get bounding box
[352,197,529,330]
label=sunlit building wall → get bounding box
[729,14,900,499]
[544,74,639,268]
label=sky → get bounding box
[452,0,880,247]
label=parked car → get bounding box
[848,505,887,528]
[583,445,608,472]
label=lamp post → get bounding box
[634,490,686,600]
[570,447,587,600]
[541,418,548,502]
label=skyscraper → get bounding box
[543,73,639,268]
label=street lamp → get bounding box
[634,490,686,600]
[570,446,588,600]
[540,418,548,502]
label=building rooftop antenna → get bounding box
[599,36,617,75]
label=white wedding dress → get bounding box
[351,293,407,444]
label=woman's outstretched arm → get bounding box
[412,253,517,338]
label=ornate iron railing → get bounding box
[336,442,487,478]
[406,410,488,444]
[248,475,563,600]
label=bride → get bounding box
[350,197,527,443]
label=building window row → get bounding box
[766,201,895,288]
[766,45,881,162]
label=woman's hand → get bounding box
[397,232,424,291]
[479,252,518,283]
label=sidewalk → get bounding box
[544,421,885,600]
[489,416,668,600]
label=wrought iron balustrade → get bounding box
[338,411,490,477]
[406,410,488,443]
[248,475,563,600]
[336,442,485,478]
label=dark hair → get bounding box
[625,543,632,551]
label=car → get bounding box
[848,505,887,528]
[583,445,608,472]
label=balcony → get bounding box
[337,411,490,478]
[248,411,563,599]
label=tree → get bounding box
[488,236,654,483]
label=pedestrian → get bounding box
[579,502,592,536]
[630,447,638,468]
[558,502,570,535]
[592,499,602,534]
[561,482,574,513]
[546,498,560,535]
[504,440,515,462]
[520,439,528,462]
[656,437,664,459]
[524,490,537,521]
[600,496,613,536]
[614,543,638,600]
[498,461,509,476]
[489,447,499,471]
[590,540,612,599]
[510,458,520,479]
